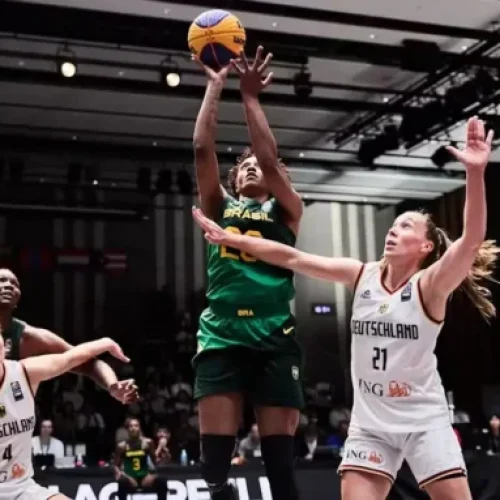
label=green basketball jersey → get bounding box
[3,318,25,360]
[122,440,149,478]
[206,196,296,305]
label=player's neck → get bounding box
[239,194,269,205]
[40,435,51,444]
[383,262,420,291]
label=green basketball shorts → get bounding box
[193,312,304,409]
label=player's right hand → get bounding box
[100,338,130,363]
[192,206,230,245]
[192,55,230,84]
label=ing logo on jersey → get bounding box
[360,290,371,299]
[11,463,25,479]
[0,405,6,418]
[388,381,411,398]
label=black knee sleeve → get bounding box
[200,435,238,500]
[152,476,168,500]
[261,435,300,500]
[117,476,133,500]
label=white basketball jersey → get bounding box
[350,263,450,433]
[0,360,36,499]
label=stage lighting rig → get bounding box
[293,66,313,99]
[160,57,181,88]
[57,46,77,78]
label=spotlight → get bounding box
[161,58,181,88]
[57,47,77,78]
[293,67,312,99]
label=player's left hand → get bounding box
[231,46,273,97]
[192,207,231,245]
[109,379,140,404]
[446,116,494,171]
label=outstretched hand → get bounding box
[231,46,273,97]
[192,207,231,245]
[446,116,493,170]
[192,55,230,84]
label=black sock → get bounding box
[200,434,238,500]
[261,435,300,500]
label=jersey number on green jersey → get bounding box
[220,226,263,262]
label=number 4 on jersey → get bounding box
[372,347,387,371]
[2,444,12,461]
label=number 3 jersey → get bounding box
[350,263,450,433]
[0,360,36,498]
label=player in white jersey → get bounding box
[191,116,498,500]
[0,335,129,500]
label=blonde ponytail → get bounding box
[425,222,499,321]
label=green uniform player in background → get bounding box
[114,418,167,499]
[192,46,304,500]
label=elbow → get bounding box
[193,141,212,156]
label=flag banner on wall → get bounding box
[56,249,91,268]
[20,248,53,270]
[103,251,127,272]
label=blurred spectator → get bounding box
[237,423,261,462]
[154,427,173,465]
[116,418,131,444]
[329,403,351,430]
[170,374,192,398]
[54,401,79,443]
[59,376,84,412]
[77,402,106,435]
[488,414,500,454]
[145,383,169,422]
[298,423,319,461]
[32,419,64,458]
[326,419,349,449]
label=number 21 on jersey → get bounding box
[220,226,262,262]
[372,347,387,371]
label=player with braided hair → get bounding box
[192,46,303,500]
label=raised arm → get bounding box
[420,117,494,305]
[21,337,129,393]
[192,59,230,220]
[233,47,303,227]
[193,207,362,288]
[21,325,137,403]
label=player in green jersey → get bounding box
[0,268,138,403]
[115,418,167,500]
[192,46,304,500]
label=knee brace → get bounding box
[152,476,168,500]
[200,435,237,500]
[261,435,300,500]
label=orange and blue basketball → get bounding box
[188,10,246,70]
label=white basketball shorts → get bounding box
[338,424,466,488]
[10,479,58,500]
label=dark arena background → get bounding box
[2,0,500,499]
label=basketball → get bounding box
[188,9,246,70]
